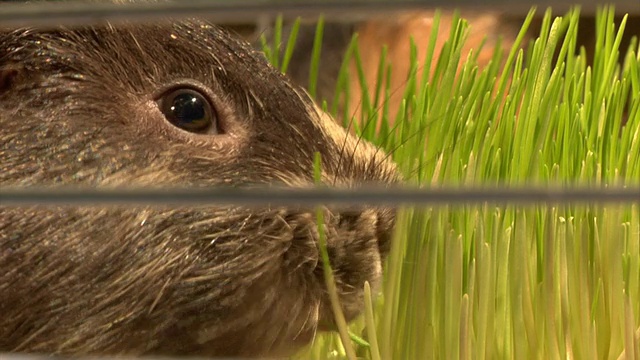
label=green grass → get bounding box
[264,6,639,359]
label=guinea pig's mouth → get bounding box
[373,207,396,258]
[309,205,396,328]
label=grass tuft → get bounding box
[265,6,640,359]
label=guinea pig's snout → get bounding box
[337,205,397,258]
[315,205,397,327]
[375,207,396,257]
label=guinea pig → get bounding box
[0,5,399,359]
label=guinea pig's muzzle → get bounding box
[337,205,396,253]
[312,205,397,329]
[374,206,396,258]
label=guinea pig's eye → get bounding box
[158,88,218,134]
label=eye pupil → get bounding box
[159,88,218,134]
[171,93,206,124]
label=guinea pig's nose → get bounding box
[375,206,396,258]
[336,205,397,258]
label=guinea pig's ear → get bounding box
[0,64,23,95]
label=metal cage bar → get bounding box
[1,0,640,29]
[1,187,640,205]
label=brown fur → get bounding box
[0,13,398,359]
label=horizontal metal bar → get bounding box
[0,0,638,29]
[1,187,639,206]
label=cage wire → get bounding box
[2,0,640,29]
[1,187,640,206]
[0,0,639,358]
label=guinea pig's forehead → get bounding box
[91,23,278,88]
[155,22,244,59]
[95,23,235,65]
